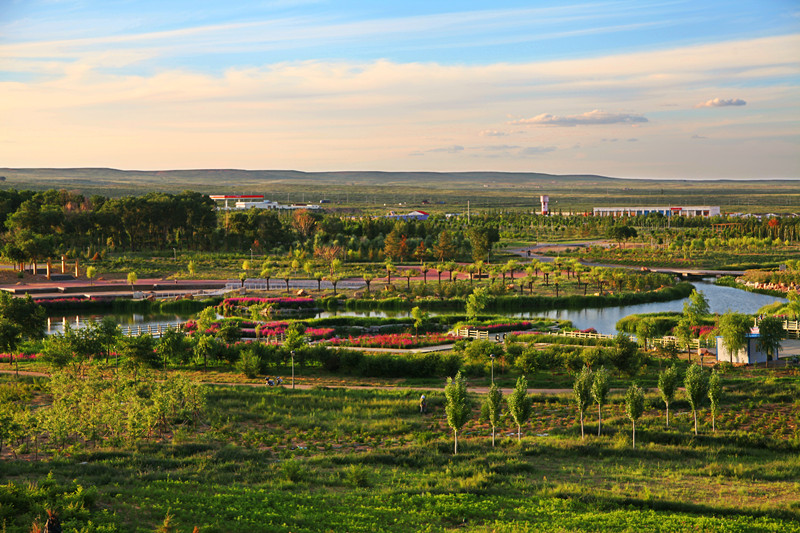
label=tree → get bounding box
[362,272,374,294]
[484,382,503,447]
[411,306,428,338]
[756,316,785,367]
[675,317,693,353]
[432,231,456,261]
[466,287,489,322]
[292,209,317,239]
[445,371,470,455]
[284,323,307,353]
[260,267,273,289]
[467,226,498,262]
[606,225,637,247]
[187,260,196,277]
[0,293,46,369]
[89,317,121,364]
[635,319,656,351]
[708,370,722,433]
[684,363,709,435]
[683,289,710,325]
[507,375,531,443]
[120,334,158,372]
[85,265,97,286]
[591,367,611,436]
[127,271,138,291]
[658,365,679,427]
[718,312,751,360]
[625,384,645,448]
[573,367,593,439]
[157,327,191,369]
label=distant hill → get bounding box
[2,167,798,212]
[1,167,618,191]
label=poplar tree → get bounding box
[684,363,709,435]
[573,367,593,439]
[445,371,470,455]
[484,383,503,447]
[625,384,645,449]
[592,367,611,436]
[658,365,679,427]
[507,375,532,443]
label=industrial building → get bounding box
[592,206,720,218]
[209,194,320,210]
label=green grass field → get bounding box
[2,371,799,532]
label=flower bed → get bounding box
[223,297,315,308]
[463,321,533,333]
[324,332,454,349]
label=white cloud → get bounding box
[480,130,508,137]
[695,97,747,108]
[511,110,648,127]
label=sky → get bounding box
[1,0,799,179]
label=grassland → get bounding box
[2,168,799,213]
[1,369,799,532]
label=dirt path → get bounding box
[0,369,571,395]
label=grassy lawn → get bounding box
[1,372,799,532]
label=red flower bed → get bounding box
[223,297,314,307]
[324,332,454,349]
[469,321,533,333]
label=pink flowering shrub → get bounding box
[324,332,454,349]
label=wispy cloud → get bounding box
[511,110,648,127]
[695,97,746,108]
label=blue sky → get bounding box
[1,0,798,178]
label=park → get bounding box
[0,185,799,531]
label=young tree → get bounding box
[658,365,680,427]
[85,265,97,286]
[362,272,374,294]
[466,287,489,322]
[484,382,503,447]
[718,312,751,360]
[625,383,645,448]
[756,316,785,367]
[573,367,593,439]
[88,317,121,364]
[187,260,196,277]
[684,363,709,435]
[120,334,158,372]
[675,317,694,353]
[444,371,470,455]
[708,370,722,432]
[411,306,428,338]
[157,327,190,369]
[591,366,611,436]
[507,375,532,443]
[127,271,138,292]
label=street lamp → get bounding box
[291,350,295,390]
[489,353,495,385]
[250,248,253,262]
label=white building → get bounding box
[593,206,720,218]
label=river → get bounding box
[46,281,786,336]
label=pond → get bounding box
[47,281,786,336]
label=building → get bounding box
[593,206,720,218]
[716,334,771,364]
[210,194,320,210]
[386,210,429,221]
